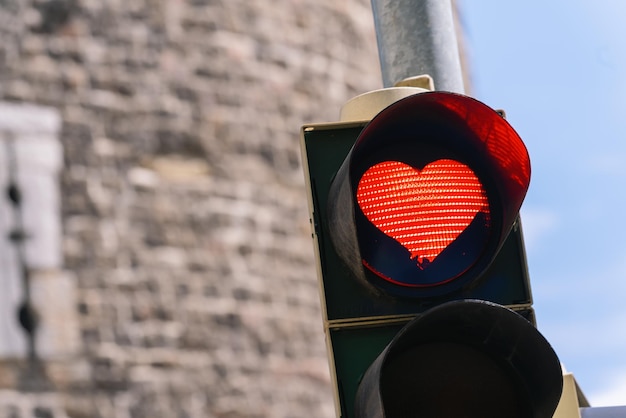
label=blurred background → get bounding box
[0,0,378,416]
[0,0,623,417]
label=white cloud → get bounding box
[543,311,626,356]
[576,2,626,118]
[578,1,626,39]
[519,206,560,250]
[588,153,626,177]
[588,370,626,407]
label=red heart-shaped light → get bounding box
[356,160,489,266]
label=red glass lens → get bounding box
[356,159,490,270]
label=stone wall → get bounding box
[0,0,382,417]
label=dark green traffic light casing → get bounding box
[302,119,532,322]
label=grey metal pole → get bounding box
[370,0,465,93]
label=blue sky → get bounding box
[459,0,626,406]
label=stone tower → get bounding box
[0,0,381,416]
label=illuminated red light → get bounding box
[356,160,490,268]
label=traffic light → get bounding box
[301,88,563,417]
[354,300,562,418]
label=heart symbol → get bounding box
[356,160,489,267]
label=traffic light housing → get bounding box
[327,91,530,298]
[301,88,562,417]
[354,300,562,418]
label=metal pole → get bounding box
[370,0,465,93]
